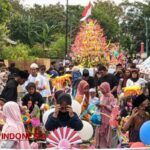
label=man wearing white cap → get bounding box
[28,63,39,83]
[21,63,45,97]
[28,63,46,92]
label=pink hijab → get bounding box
[99,82,116,106]
[2,101,31,149]
[76,80,89,96]
[99,82,112,97]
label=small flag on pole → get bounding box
[80,2,92,21]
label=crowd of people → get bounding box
[0,56,150,149]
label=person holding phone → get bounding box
[45,93,83,131]
[124,94,150,143]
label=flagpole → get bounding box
[65,0,69,58]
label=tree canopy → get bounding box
[0,0,150,60]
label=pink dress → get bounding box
[95,82,116,148]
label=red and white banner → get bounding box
[80,2,92,21]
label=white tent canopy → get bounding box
[138,57,150,74]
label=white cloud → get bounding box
[20,0,143,7]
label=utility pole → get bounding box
[65,0,69,58]
[144,17,149,57]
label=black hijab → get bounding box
[131,69,139,82]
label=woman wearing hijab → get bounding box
[95,82,117,148]
[117,69,131,94]
[75,80,90,121]
[126,69,147,87]
[45,93,83,131]
[0,101,38,149]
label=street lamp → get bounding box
[143,17,150,57]
[65,0,69,58]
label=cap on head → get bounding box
[30,63,39,69]
[89,88,96,93]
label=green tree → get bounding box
[0,0,11,23]
[119,0,150,55]
[29,4,66,35]
[92,0,122,42]
[9,15,40,46]
[10,0,26,15]
[30,34,66,59]
[0,0,12,57]
[35,23,56,50]
[1,43,35,60]
[49,34,66,58]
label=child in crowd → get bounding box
[95,82,117,148]
[124,94,150,143]
[0,101,38,149]
[89,88,99,104]
[22,82,44,113]
[45,93,83,131]
[120,96,132,117]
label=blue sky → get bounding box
[20,0,143,7]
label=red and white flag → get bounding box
[80,2,92,21]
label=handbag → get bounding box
[80,101,101,126]
[90,112,101,126]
